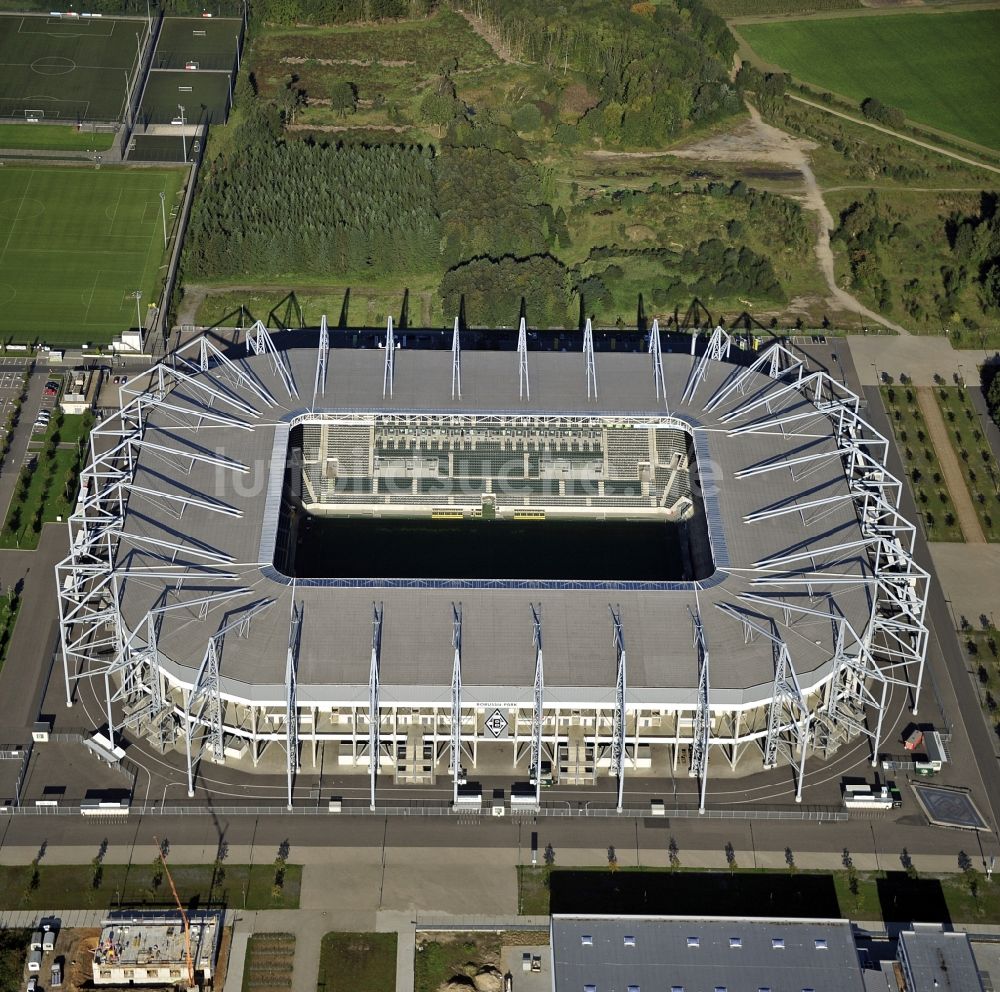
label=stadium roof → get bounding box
[113,336,873,707]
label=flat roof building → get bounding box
[551,914,867,991]
[895,923,984,991]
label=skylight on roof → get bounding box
[772,938,785,949]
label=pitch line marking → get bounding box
[0,171,31,271]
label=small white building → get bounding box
[60,370,100,415]
[93,914,219,986]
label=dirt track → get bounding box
[668,104,911,335]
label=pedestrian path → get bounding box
[917,386,986,543]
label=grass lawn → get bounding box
[0,13,142,122]
[0,164,185,344]
[0,930,29,992]
[964,625,1000,745]
[0,123,115,151]
[243,933,294,992]
[318,932,396,992]
[518,866,1000,924]
[0,445,79,549]
[880,385,963,541]
[739,11,1000,148]
[0,863,301,911]
[933,386,1000,541]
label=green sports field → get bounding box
[154,16,242,71]
[139,69,231,126]
[739,10,1000,149]
[0,165,185,343]
[0,13,147,122]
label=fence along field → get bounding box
[0,165,185,343]
[738,10,1000,150]
[0,12,148,123]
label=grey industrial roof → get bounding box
[897,924,985,991]
[551,914,866,992]
[113,336,875,706]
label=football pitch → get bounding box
[154,16,242,71]
[0,165,185,343]
[0,12,147,122]
[739,10,1000,149]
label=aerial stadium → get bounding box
[56,320,929,811]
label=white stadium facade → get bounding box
[56,320,929,811]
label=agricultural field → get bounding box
[0,164,185,343]
[738,11,1000,148]
[0,12,146,123]
[242,933,294,992]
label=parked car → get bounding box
[27,978,37,992]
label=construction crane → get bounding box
[154,837,195,990]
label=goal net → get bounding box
[24,109,44,121]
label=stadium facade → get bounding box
[57,320,929,810]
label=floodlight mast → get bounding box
[178,104,187,161]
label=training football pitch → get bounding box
[0,165,185,343]
[0,13,147,122]
[738,10,1000,149]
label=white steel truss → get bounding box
[451,317,462,401]
[518,317,530,401]
[246,320,297,398]
[286,598,302,809]
[610,605,627,812]
[185,600,273,797]
[689,603,711,814]
[450,602,462,805]
[383,317,395,399]
[530,603,544,809]
[716,603,810,802]
[313,314,329,406]
[369,602,383,809]
[583,318,597,400]
[648,318,667,409]
[681,325,731,404]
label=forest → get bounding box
[178,0,817,327]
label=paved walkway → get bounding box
[847,336,996,386]
[916,386,986,543]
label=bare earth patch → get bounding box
[668,105,910,335]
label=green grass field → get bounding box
[154,16,242,71]
[0,165,185,343]
[317,933,396,992]
[739,11,1000,149]
[140,68,230,125]
[0,122,115,150]
[0,13,145,123]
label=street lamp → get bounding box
[871,361,879,386]
[178,104,187,161]
[133,290,142,331]
[958,364,965,387]
[159,191,167,248]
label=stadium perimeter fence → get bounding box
[1,801,849,822]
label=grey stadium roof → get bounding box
[114,339,874,708]
[550,914,866,992]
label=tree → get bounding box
[330,81,358,117]
[668,836,681,870]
